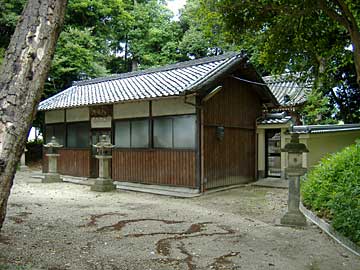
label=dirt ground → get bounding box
[0,171,359,270]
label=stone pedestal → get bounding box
[19,150,29,171]
[280,171,307,227]
[91,155,115,192]
[43,153,62,183]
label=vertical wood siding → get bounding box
[203,77,262,189]
[112,149,196,187]
[43,149,92,177]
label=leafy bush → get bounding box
[301,140,360,245]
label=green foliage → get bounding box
[178,27,209,58]
[127,0,184,68]
[45,27,108,99]
[178,0,233,57]
[301,141,360,245]
[327,61,360,123]
[300,90,336,125]
[0,0,26,48]
[194,0,360,123]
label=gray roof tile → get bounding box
[292,124,360,134]
[257,112,292,125]
[39,52,245,111]
[263,74,313,106]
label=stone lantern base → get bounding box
[19,151,29,171]
[43,172,62,183]
[91,178,116,192]
[280,210,307,227]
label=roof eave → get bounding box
[182,55,279,107]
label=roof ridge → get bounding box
[74,52,241,87]
[263,73,314,84]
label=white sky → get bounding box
[167,0,187,17]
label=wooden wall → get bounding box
[112,149,196,187]
[43,149,92,177]
[202,77,262,189]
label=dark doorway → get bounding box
[265,129,281,178]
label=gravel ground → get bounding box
[0,171,359,270]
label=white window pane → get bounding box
[115,121,130,148]
[174,115,196,149]
[153,118,173,148]
[131,119,149,148]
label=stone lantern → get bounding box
[91,135,116,192]
[43,136,63,183]
[280,133,309,227]
[19,148,28,171]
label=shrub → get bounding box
[301,140,360,245]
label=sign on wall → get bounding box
[91,117,112,129]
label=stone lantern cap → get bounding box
[93,135,114,157]
[93,135,114,149]
[44,136,63,148]
[281,133,309,153]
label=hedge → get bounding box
[301,140,360,245]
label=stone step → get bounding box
[114,181,200,198]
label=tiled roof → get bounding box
[39,52,274,111]
[292,124,360,134]
[257,112,292,125]
[263,74,313,106]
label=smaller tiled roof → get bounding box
[39,52,276,111]
[257,112,292,125]
[292,124,360,134]
[263,74,313,106]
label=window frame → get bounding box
[152,113,197,150]
[172,114,197,149]
[113,117,151,149]
[44,123,66,147]
[113,113,197,150]
[66,121,91,149]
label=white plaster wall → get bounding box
[152,97,195,116]
[66,107,90,122]
[45,110,65,124]
[306,131,360,168]
[113,101,149,119]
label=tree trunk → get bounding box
[350,29,360,86]
[319,0,360,85]
[0,0,67,231]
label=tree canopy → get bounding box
[0,0,359,124]
[191,0,360,123]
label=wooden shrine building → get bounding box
[39,52,278,192]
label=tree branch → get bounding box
[318,0,349,29]
[333,0,360,32]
